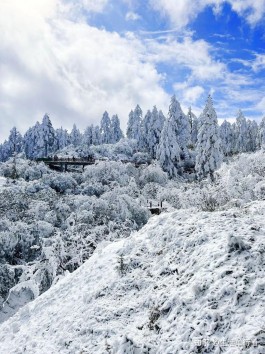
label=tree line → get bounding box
[1,95,264,180]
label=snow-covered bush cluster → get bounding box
[0,158,174,321]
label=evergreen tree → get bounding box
[141,109,152,151]
[100,111,112,144]
[257,117,265,148]
[220,120,235,156]
[41,114,56,157]
[156,97,184,177]
[195,95,223,181]
[7,127,23,155]
[187,107,198,149]
[91,125,101,145]
[56,127,70,150]
[145,106,165,158]
[110,115,124,143]
[70,124,82,147]
[169,95,190,160]
[83,125,93,146]
[235,110,248,153]
[126,105,142,146]
[246,119,258,152]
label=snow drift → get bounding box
[0,201,264,353]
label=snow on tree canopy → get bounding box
[100,111,112,144]
[111,114,124,143]
[126,105,143,144]
[195,95,223,181]
[235,110,248,153]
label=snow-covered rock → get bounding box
[0,201,264,353]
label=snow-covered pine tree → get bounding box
[195,95,223,181]
[41,114,56,157]
[83,125,93,146]
[7,127,23,155]
[141,109,152,151]
[70,124,82,147]
[246,119,258,152]
[146,107,165,159]
[24,122,42,159]
[187,107,198,149]
[110,115,124,143]
[56,127,70,150]
[100,111,112,144]
[235,110,248,153]
[91,125,101,145]
[156,98,183,177]
[257,117,265,149]
[126,105,143,147]
[220,120,235,156]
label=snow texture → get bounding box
[0,200,264,353]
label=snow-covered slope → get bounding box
[0,202,264,353]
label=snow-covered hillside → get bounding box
[0,201,264,353]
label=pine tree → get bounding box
[187,107,198,149]
[220,120,235,156]
[83,125,93,146]
[246,119,258,152]
[100,111,112,144]
[141,109,152,151]
[195,95,223,181]
[235,110,248,153]
[145,106,165,158]
[7,127,23,155]
[70,124,82,147]
[91,125,101,145]
[41,114,56,157]
[156,97,184,177]
[56,127,70,150]
[126,105,142,146]
[257,117,265,148]
[169,95,190,160]
[110,115,124,143]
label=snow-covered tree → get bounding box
[144,107,165,159]
[40,114,56,157]
[156,98,183,177]
[257,117,265,148]
[126,105,142,146]
[169,96,190,160]
[100,111,112,144]
[195,95,223,181]
[24,122,42,159]
[110,115,124,143]
[83,125,93,146]
[246,119,258,152]
[187,107,198,149]
[70,124,82,147]
[235,110,248,153]
[56,128,70,150]
[140,109,152,151]
[91,125,101,145]
[220,120,235,156]
[7,127,23,155]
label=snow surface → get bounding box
[0,201,264,353]
[0,176,6,188]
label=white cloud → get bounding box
[149,0,265,28]
[0,0,169,141]
[125,11,141,21]
[256,97,265,112]
[146,36,226,80]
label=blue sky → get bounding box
[0,0,265,141]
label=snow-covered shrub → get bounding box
[139,164,168,187]
[45,173,77,194]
